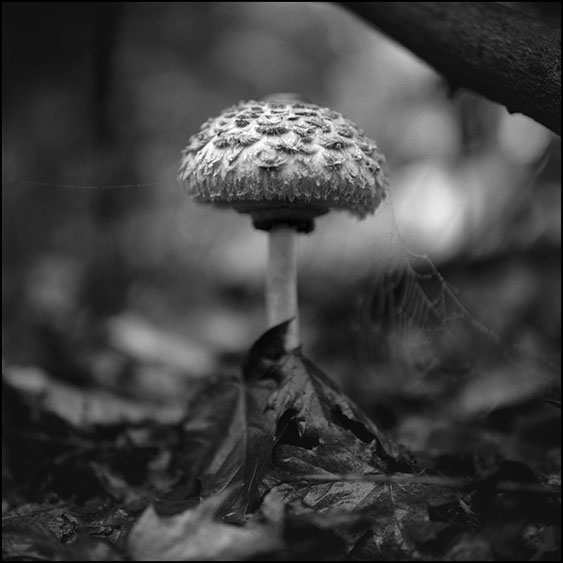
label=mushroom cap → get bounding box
[178,95,388,232]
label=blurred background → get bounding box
[2,3,560,459]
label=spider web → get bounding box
[3,166,560,396]
[358,195,559,390]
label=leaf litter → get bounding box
[3,322,561,560]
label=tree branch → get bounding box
[341,2,561,135]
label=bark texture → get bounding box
[342,2,561,135]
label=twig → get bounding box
[287,472,561,495]
[2,502,70,522]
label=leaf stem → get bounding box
[287,473,561,495]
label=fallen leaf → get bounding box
[175,322,411,520]
[126,490,282,561]
[3,366,185,427]
[173,323,464,558]
[2,518,70,561]
[2,517,122,561]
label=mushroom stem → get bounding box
[266,225,300,350]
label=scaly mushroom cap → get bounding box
[178,96,388,232]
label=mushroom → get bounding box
[178,94,388,351]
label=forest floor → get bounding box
[2,251,561,561]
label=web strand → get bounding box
[5,177,162,190]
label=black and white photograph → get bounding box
[2,2,561,560]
